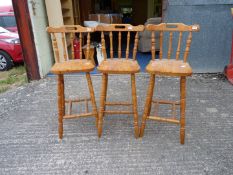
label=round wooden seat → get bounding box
[146,59,192,76]
[50,59,95,74]
[97,59,140,74]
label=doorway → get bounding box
[75,0,163,25]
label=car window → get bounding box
[0,17,4,27]
[2,16,16,27]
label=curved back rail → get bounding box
[146,23,200,62]
[95,24,144,60]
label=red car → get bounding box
[0,27,23,71]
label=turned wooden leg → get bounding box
[57,74,65,139]
[140,74,155,137]
[86,73,98,129]
[98,73,108,138]
[103,74,108,112]
[131,74,139,138]
[180,76,186,144]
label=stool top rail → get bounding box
[47,25,95,33]
[95,24,144,60]
[146,23,200,32]
[145,23,200,62]
[47,25,95,62]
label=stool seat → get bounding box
[146,59,192,76]
[51,59,95,74]
[97,59,140,74]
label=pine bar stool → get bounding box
[140,23,200,144]
[47,25,98,139]
[95,24,144,138]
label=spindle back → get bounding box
[47,25,95,63]
[146,23,200,62]
[95,24,144,60]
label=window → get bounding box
[0,17,4,27]
[0,16,16,27]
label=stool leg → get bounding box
[131,74,139,138]
[103,74,108,113]
[180,76,186,144]
[140,74,155,137]
[98,73,108,138]
[86,73,98,129]
[57,74,65,139]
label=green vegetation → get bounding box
[0,65,27,93]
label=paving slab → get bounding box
[0,73,232,175]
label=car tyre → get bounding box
[0,50,13,71]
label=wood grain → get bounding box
[95,24,144,32]
[97,59,140,74]
[70,33,75,59]
[98,73,108,137]
[57,74,64,139]
[146,23,200,32]
[47,25,98,139]
[126,31,130,59]
[140,74,155,137]
[109,31,113,59]
[159,32,163,59]
[79,32,83,59]
[146,59,192,76]
[95,24,143,138]
[132,32,139,60]
[131,74,139,138]
[140,23,200,144]
[167,32,173,59]
[47,25,95,33]
[151,31,156,60]
[184,32,192,62]
[118,31,122,58]
[180,76,186,144]
[176,32,183,60]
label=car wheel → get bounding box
[0,51,13,71]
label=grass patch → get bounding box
[0,65,27,93]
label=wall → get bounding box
[27,0,53,77]
[163,0,233,73]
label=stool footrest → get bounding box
[65,98,91,103]
[152,99,180,105]
[104,110,134,115]
[148,116,180,124]
[152,99,180,119]
[105,101,133,106]
[63,112,96,119]
[66,97,91,115]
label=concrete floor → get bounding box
[0,73,232,175]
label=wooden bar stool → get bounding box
[140,23,200,144]
[47,25,98,139]
[95,24,144,138]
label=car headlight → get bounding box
[0,38,20,44]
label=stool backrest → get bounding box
[146,23,200,62]
[47,25,95,63]
[95,24,144,60]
